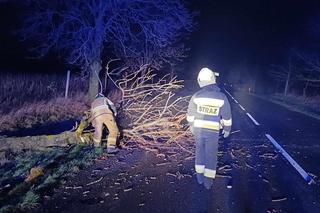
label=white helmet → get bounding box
[197,67,219,87]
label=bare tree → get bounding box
[297,54,320,81]
[269,61,293,96]
[295,53,320,96]
[18,0,195,99]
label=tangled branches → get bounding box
[108,66,194,153]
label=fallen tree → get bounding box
[109,65,193,153]
[0,67,194,211]
[0,66,193,157]
[0,132,76,153]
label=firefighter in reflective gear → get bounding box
[76,93,119,154]
[91,93,119,153]
[187,68,232,189]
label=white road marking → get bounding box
[230,130,240,134]
[265,134,315,185]
[224,88,315,185]
[225,89,246,111]
[239,104,245,111]
[246,113,260,126]
[224,90,233,99]
[224,89,240,105]
[225,90,231,96]
[224,90,239,104]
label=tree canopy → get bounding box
[19,0,195,71]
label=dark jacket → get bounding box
[187,84,232,133]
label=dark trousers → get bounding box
[194,129,219,188]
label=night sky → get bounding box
[186,0,320,79]
[1,0,320,77]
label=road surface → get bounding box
[35,90,320,213]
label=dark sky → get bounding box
[186,0,320,79]
[0,0,320,75]
[0,2,66,73]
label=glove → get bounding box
[223,131,230,138]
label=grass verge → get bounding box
[250,93,320,120]
[0,144,104,212]
[0,94,89,133]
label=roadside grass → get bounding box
[250,93,320,120]
[20,191,40,210]
[0,73,89,132]
[0,73,110,212]
[271,93,320,111]
[0,144,104,212]
[0,94,89,132]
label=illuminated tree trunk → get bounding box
[88,61,102,101]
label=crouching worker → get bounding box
[76,93,120,154]
[187,67,232,190]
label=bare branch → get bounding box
[107,66,193,154]
[18,0,195,72]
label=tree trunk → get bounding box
[88,61,102,101]
[303,81,309,98]
[0,131,78,154]
[284,60,292,96]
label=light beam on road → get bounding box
[246,113,260,126]
[265,134,315,185]
[239,104,245,111]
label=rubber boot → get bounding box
[204,177,213,190]
[107,146,119,154]
[197,173,204,185]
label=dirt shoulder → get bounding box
[33,143,236,213]
[34,148,198,213]
[245,92,320,120]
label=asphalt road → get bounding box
[36,90,320,213]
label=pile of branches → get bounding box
[0,66,194,156]
[107,65,194,154]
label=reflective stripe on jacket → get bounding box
[91,97,114,121]
[187,84,232,132]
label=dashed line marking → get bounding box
[265,134,315,185]
[225,89,246,111]
[225,88,315,185]
[239,104,245,111]
[246,113,260,126]
[224,90,231,96]
[224,89,239,104]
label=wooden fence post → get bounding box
[65,70,70,99]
